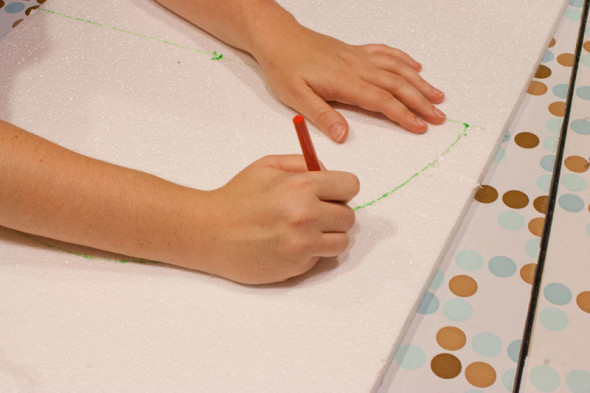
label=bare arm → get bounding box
[155,0,446,142]
[0,120,358,284]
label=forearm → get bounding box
[0,120,213,267]
[154,0,300,62]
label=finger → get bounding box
[370,54,445,104]
[316,201,356,233]
[262,154,310,172]
[363,70,446,125]
[362,44,422,71]
[284,84,350,143]
[312,171,360,202]
[310,232,351,257]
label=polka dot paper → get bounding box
[379,2,590,392]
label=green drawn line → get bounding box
[353,120,471,211]
[37,8,257,68]
[14,231,157,265]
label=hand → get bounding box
[202,155,359,284]
[255,25,446,142]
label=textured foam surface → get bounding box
[0,0,566,391]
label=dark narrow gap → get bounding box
[513,1,590,391]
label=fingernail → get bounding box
[433,107,446,119]
[329,123,346,142]
[432,87,444,97]
[415,117,427,128]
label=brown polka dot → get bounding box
[557,53,575,66]
[37,0,47,3]
[475,185,498,203]
[0,1,4,8]
[564,155,590,173]
[585,41,590,53]
[436,327,467,351]
[528,217,545,237]
[12,19,23,28]
[520,264,537,285]
[25,5,39,15]
[449,275,478,297]
[514,132,539,149]
[577,291,590,313]
[465,362,497,388]
[503,190,529,209]
[549,102,566,117]
[549,38,556,48]
[431,353,462,379]
[533,195,548,214]
[527,81,548,96]
[535,65,552,79]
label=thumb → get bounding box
[290,86,350,143]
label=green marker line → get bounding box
[353,120,471,211]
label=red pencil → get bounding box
[293,115,321,171]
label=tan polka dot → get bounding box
[533,195,549,214]
[577,291,590,313]
[549,38,556,48]
[549,102,566,117]
[465,362,497,388]
[503,190,529,209]
[449,275,478,297]
[585,41,590,52]
[514,132,539,149]
[436,327,467,351]
[564,155,590,173]
[528,217,545,237]
[535,65,552,79]
[528,81,548,96]
[431,353,462,379]
[475,185,498,203]
[520,264,537,285]
[557,53,575,66]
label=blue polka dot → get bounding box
[542,50,555,63]
[586,223,590,236]
[455,249,484,271]
[543,283,572,305]
[526,238,541,259]
[566,369,590,393]
[581,54,590,68]
[546,117,563,134]
[472,332,502,357]
[488,256,517,277]
[498,211,525,230]
[561,173,587,192]
[503,131,511,143]
[539,308,569,331]
[537,174,553,192]
[507,339,521,363]
[577,86,590,100]
[5,2,25,13]
[429,270,445,289]
[543,136,559,153]
[444,299,473,322]
[417,292,439,315]
[395,344,426,370]
[571,119,590,135]
[558,193,585,212]
[530,365,561,391]
[540,155,556,172]
[503,368,516,391]
[552,84,569,98]
[566,8,583,21]
[494,147,506,162]
[571,0,584,6]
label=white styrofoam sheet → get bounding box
[0,1,566,391]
